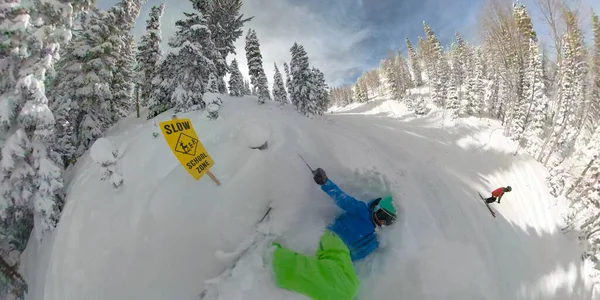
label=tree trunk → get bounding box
[566,156,597,197]
[136,86,140,119]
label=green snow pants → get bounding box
[272,230,359,300]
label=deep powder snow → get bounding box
[20,96,597,300]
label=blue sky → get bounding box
[99,0,600,86]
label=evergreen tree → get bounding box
[111,35,136,122]
[588,12,600,138]
[207,0,252,93]
[423,22,447,107]
[450,41,467,115]
[148,54,177,119]
[243,80,252,95]
[446,54,460,120]
[382,52,402,100]
[454,32,468,87]
[167,1,221,112]
[354,80,368,103]
[290,43,312,114]
[283,62,292,100]
[51,9,109,159]
[469,47,486,116]
[228,59,245,96]
[541,10,587,166]
[509,2,538,140]
[207,73,220,93]
[137,4,165,112]
[523,40,549,155]
[415,95,428,115]
[406,37,423,86]
[397,53,413,96]
[0,0,92,248]
[110,0,144,122]
[273,63,287,105]
[309,68,329,114]
[245,29,270,103]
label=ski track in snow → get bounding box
[21,97,597,300]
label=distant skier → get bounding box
[485,186,512,204]
[271,168,397,300]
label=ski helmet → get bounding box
[371,196,397,226]
[506,186,512,192]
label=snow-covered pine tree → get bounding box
[273,63,287,105]
[309,68,328,115]
[148,53,178,119]
[111,35,136,122]
[450,41,467,116]
[53,0,144,154]
[484,71,500,117]
[508,2,538,141]
[110,0,144,123]
[446,57,460,121]
[290,43,313,114]
[422,22,436,84]
[241,80,250,96]
[586,12,600,144]
[382,52,401,100]
[575,154,600,242]
[283,62,292,100]
[469,47,486,116]
[397,53,413,96]
[423,22,446,107]
[138,4,165,111]
[207,0,252,93]
[541,10,587,166]
[51,10,105,160]
[0,0,92,247]
[353,80,368,103]
[523,40,549,155]
[454,32,467,88]
[415,95,428,115]
[228,59,245,96]
[207,73,220,93]
[245,29,270,103]
[167,0,221,112]
[406,37,423,86]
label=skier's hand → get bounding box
[313,168,327,185]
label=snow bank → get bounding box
[90,137,123,187]
[238,120,270,149]
[24,95,596,300]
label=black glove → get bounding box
[313,168,327,185]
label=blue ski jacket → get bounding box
[321,179,379,261]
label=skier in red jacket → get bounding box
[485,186,511,204]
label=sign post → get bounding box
[159,118,220,185]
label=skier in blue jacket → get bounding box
[272,167,397,299]
[316,168,397,260]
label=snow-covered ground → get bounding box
[21,96,598,300]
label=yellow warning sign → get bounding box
[160,118,214,180]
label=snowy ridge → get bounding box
[23,96,597,299]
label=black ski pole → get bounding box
[298,154,314,173]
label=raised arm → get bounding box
[321,179,367,215]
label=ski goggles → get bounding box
[373,203,396,226]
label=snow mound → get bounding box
[238,120,270,149]
[89,137,123,187]
[23,95,597,300]
[90,138,117,165]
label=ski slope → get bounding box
[21,96,597,300]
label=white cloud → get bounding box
[233,0,370,87]
[130,0,370,87]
